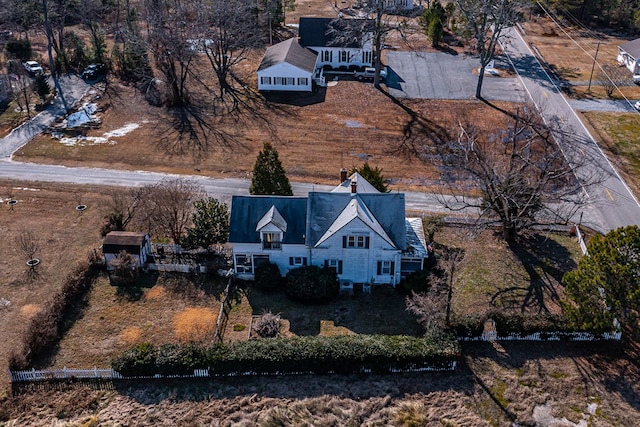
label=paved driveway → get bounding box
[385,51,527,102]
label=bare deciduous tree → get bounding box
[454,0,521,99]
[406,247,464,334]
[144,0,198,107]
[198,0,263,113]
[16,230,42,284]
[133,178,205,245]
[439,106,592,242]
[16,230,40,262]
[100,188,138,236]
[597,63,628,98]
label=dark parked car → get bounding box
[82,63,107,80]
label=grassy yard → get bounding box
[581,111,640,197]
[435,227,582,320]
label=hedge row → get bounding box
[112,335,460,377]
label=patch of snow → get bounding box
[586,403,598,416]
[12,187,39,191]
[56,123,141,147]
[65,103,100,128]
[345,120,364,128]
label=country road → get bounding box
[501,27,640,233]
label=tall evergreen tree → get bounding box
[250,143,293,196]
[183,197,230,250]
[350,162,389,193]
[562,225,640,336]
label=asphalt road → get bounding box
[501,27,640,233]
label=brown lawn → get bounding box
[0,180,109,385]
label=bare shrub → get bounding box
[108,250,139,286]
[252,310,281,338]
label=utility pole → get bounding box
[588,42,601,91]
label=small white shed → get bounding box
[102,231,152,269]
[257,38,318,92]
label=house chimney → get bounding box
[351,181,357,193]
[340,168,347,183]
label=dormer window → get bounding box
[262,232,281,250]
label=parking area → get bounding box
[384,51,527,102]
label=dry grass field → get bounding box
[0,180,109,386]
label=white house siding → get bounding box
[232,242,309,280]
[257,62,313,92]
[383,0,414,10]
[310,218,401,285]
[617,49,640,74]
[314,45,373,70]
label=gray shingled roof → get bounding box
[314,196,395,248]
[404,218,428,258]
[103,231,148,255]
[619,38,640,59]
[298,17,372,49]
[229,196,307,244]
[257,38,318,73]
[306,192,406,249]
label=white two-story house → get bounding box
[298,17,374,71]
[229,171,429,287]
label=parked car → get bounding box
[354,67,387,81]
[633,74,640,85]
[635,100,640,111]
[23,60,43,76]
[82,63,107,80]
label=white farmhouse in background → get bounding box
[228,170,429,287]
[298,17,374,71]
[257,38,320,92]
[617,38,640,75]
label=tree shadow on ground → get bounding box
[491,233,577,314]
[377,88,450,162]
[261,87,327,107]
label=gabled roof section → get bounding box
[404,218,429,258]
[314,196,395,247]
[229,196,307,244]
[299,17,372,49]
[619,38,640,59]
[332,172,380,193]
[256,205,288,232]
[306,192,406,249]
[257,38,318,73]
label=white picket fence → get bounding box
[9,367,211,383]
[460,330,621,342]
[9,362,456,384]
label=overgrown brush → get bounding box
[252,310,281,338]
